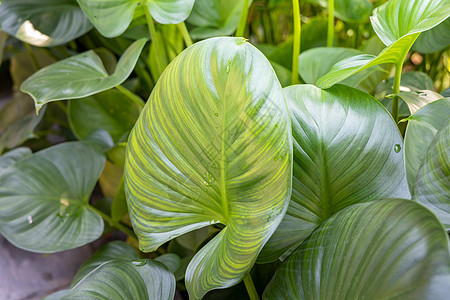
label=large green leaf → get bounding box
[395,90,443,115]
[0,142,105,253]
[413,17,450,53]
[68,89,141,144]
[186,0,252,39]
[317,0,450,88]
[0,147,31,174]
[259,84,410,262]
[125,37,292,299]
[403,98,450,192]
[77,0,195,37]
[413,120,450,229]
[263,199,450,299]
[20,38,146,112]
[0,0,93,47]
[334,0,373,23]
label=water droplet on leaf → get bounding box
[394,144,401,153]
[27,215,33,224]
[132,260,147,267]
[226,65,230,73]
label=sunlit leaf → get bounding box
[77,0,195,37]
[0,0,93,47]
[0,142,105,253]
[395,90,443,115]
[263,199,450,299]
[259,84,410,262]
[125,37,292,299]
[21,38,147,112]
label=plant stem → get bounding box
[177,22,193,47]
[243,273,260,300]
[88,205,137,239]
[116,85,145,109]
[391,62,403,123]
[24,43,40,71]
[292,0,301,85]
[236,0,250,37]
[144,9,164,75]
[327,0,334,47]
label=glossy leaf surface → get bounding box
[413,17,450,53]
[260,84,410,262]
[0,142,105,253]
[0,0,93,47]
[395,90,443,115]
[21,38,147,112]
[413,120,450,229]
[0,147,31,175]
[68,90,141,144]
[187,0,252,39]
[125,37,292,299]
[403,99,450,192]
[263,200,450,299]
[77,0,195,37]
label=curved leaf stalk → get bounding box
[243,273,260,300]
[327,0,334,47]
[144,10,164,75]
[392,61,403,123]
[115,85,145,110]
[236,0,250,37]
[292,0,301,84]
[88,205,137,239]
[24,43,40,71]
[177,22,193,47]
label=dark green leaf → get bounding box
[413,17,450,53]
[335,0,373,23]
[21,38,147,112]
[263,199,450,299]
[0,0,93,47]
[125,37,292,299]
[260,84,410,262]
[0,142,105,253]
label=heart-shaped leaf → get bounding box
[125,37,292,299]
[413,17,450,53]
[259,84,410,262]
[68,89,141,144]
[187,0,252,39]
[77,0,195,38]
[0,0,93,47]
[0,142,105,253]
[21,38,147,112]
[413,120,450,229]
[0,147,31,174]
[403,98,450,192]
[317,0,450,88]
[263,199,450,299]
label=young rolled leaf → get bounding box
[63,260,175,299]
[77,0,195,37]
[21,38,147,112]
[263,199,450,299]
[403,98,450,192]
[68,89,141,144]
[0,0,93,47]
[0,142,105,253]
[187,0,253,39]
[317,0,450,88]
[259,84,410,262]
[125,37,292,299]
[413,120,450,229]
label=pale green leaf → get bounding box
[77,0,195,37]
[0,147,31,174]
[259,84,410,262]
[395,90,443,115]
[125,37,292,299]
[403,98,450,192]
[0,142,105,253]
[263,199,450,299]
[21,38,147,112]
[0,0,93,47]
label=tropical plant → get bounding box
[0,0,449,299]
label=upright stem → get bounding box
[391,62,403,123]
[88,205,137,239]
[144,9,164,74]
[116,85,145,110]
[236,0,250,37]
[292,0,301,85]
[327,0,334,47]
[243,273,260,300]
[177,22,193,47]
[24,43,40,71]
